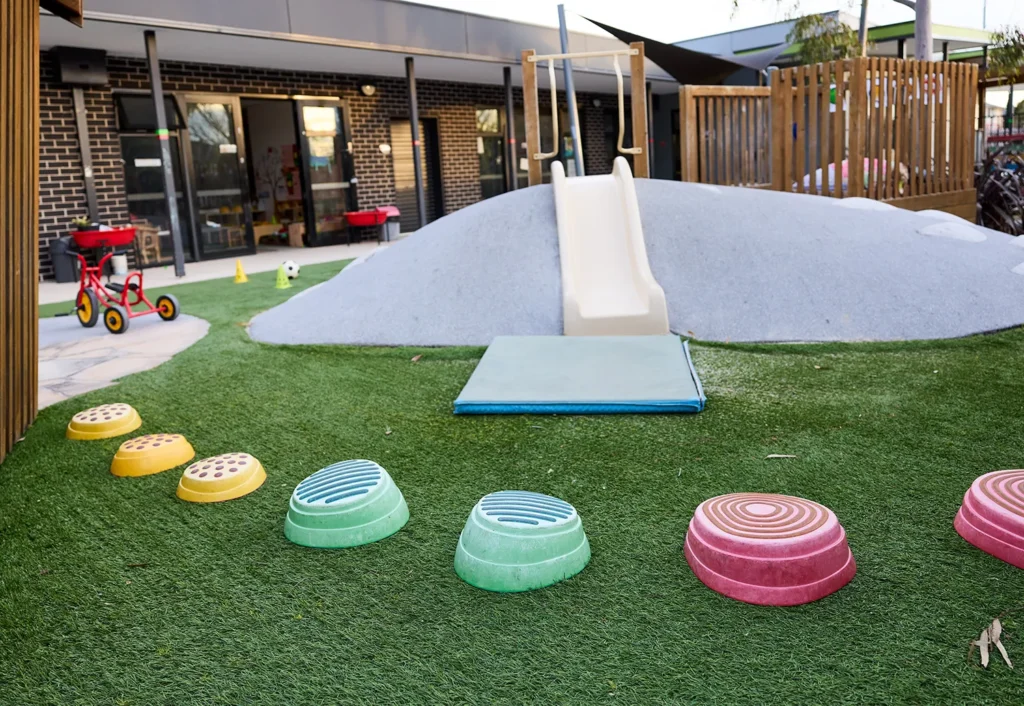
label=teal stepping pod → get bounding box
[454,490,590,592]
[285,460,409,548]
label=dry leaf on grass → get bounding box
[411,354,422,363]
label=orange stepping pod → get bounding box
[110,433,195,477]
[67,404,142,440]
[177,453,266,503]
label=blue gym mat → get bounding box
[454,335,705,415]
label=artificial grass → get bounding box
[4,260,1024,704]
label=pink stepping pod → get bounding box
[684,492,856,606]
[955,470,1024,569]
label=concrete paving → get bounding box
[38,314,209,408]
[40,241,386,305]
[249,181,1024,345]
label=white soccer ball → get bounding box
[283,260,300,279]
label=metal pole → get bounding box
[858,0,869,57]
[404,57,427,229]
[941,41,948,61]
[144,31,185,277]
[646,81,654,177]
[503,66,518,191]
[71,87,99,222]
[915,0,932,61]
[557,4,584,177]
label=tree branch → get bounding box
[890,0,916,9]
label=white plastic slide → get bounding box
[551,156,669,336]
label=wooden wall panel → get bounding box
[1,0,41,464]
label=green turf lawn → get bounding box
[4,260,1024,704]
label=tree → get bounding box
[787,13,861,64]
[737,1,935,61]
[989,25,1024,83]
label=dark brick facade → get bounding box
[37,51,615,279]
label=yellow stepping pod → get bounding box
[67,404,142,440]
[111,434,195,477]
[177,453,267,503]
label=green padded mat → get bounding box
[454,335,705,415]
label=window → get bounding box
[476,107,505,200]
[114,94,185,132]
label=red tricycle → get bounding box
[67,227,180,334]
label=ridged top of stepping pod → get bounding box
[693,492,839,553]
[476,490,577,527]
[293,460,386,507]
[66,403,142,440]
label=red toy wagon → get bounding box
[67,226,180,334]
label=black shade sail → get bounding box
[583,16,790,85]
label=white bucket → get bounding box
[111,254,128,275]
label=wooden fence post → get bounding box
[848,58,866,198]
[679,85,698,182]
[630,42,649,178]
[521,49,542,187]
[770,69,785,191]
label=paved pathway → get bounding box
[38,314,209,409]
[40,241,386,305]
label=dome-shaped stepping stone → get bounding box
[285,460,409,549]
[176,453,266,503]
[110,433,194,477]
[66,403,141,440]
[684,492,856,606]
[455,490,590,593]
[955,469,1024,569]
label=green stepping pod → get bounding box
[285,460,409,548]
[455,490,590,592]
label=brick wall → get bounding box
[39,56,131,278]
[38,52,618,279]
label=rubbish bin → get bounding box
[49,235,79,283]
[379,206,401,241]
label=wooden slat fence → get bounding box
[679,58,979,219]
[2,0,42,464]
[679,85,772,187]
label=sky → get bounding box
[407,0,1020,43]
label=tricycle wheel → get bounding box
[156,294,180,322]
[103,304,130,335]
[76,289,99,328]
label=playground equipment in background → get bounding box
[684,492,856,606]
[66,403,142,440]
[234,260,248,284]
[522,43,666,337]
[284,460,409,549]
[176,453,267,503]
[66,227,180,335]
[110,433,195,477]
[955,469,1024,569]
[454,490,591,592]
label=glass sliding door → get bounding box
[295,100,353,246]
[120,133,193,266]
[183,96,254,258]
